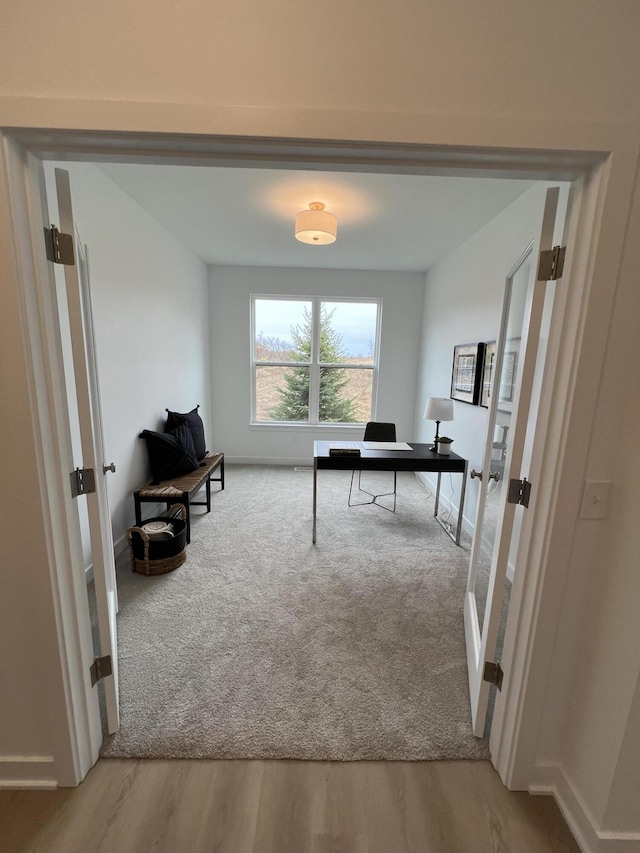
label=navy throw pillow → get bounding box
[166,406,207,460]
[140,423,199,483]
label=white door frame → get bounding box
[1,139,103,785]
[54,168,120,734]
[1,121,636,788]
[465,185,560,738]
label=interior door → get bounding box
[54,168,120,733]
[464,187,560,737]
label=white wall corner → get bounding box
[226,456,312,467]
[529,763,640,853]
[0,756,58,789]
[113,533,130,559]
[415,471,475,538]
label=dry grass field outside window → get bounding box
[255,359,373,422]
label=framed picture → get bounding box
[480,341,496,408]
[481,339,521,411]
[450,342,485,405]
[497,343,519,411]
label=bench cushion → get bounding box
[137,453,224,498]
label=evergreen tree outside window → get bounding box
[252,296,380,425]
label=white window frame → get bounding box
[251,294,382,426]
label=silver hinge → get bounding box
[483,661,504,691]
[70,467,96,498]
[90,655,113,687]
[44,224,75,266]
[508,477,532,508]
[538,245,566,281]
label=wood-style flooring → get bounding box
[1,759,579,852]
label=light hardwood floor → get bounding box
[2,759,579,853]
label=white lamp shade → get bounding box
[424,397,454,421]
[295,202,337,245]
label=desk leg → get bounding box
[434,466,466,546]
[455,462,468,546]
[434,471,442,517]
[312,459,318,544]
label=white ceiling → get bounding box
[98,163,534,272]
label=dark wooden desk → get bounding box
[313,441,468,545]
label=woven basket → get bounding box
[127,505,187,576]
[130,548,187,576]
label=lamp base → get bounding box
[432,420,441,451]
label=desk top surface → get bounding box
[314,441,467,471]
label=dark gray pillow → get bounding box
[140,423,199,483]
[166,406,207,460]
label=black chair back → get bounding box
[363,421,396,442]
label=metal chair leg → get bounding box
[348,469,397,512]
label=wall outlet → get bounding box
[580,480,612,520]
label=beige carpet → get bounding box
[100,464,489,760]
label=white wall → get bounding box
[533,191,640,838]
[414,183,567,531]
[1,3,640,845]
[209,266,424,463]
[44,163,211,548]
[1,1,639,122]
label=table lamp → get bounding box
[424,397,454,450]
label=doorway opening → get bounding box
[3,130,604,788]
[43,155,568,760]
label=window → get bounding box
[252,296,381,425]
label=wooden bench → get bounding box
[134,453,224,544]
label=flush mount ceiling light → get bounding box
[295,201,337,245]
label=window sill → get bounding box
[249,423,366,430]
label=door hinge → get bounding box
[538,245,566,281]
[508,477,532,508]
[70,467,96,498]
[483,661,504,691]
[45,224,75,266]
[90,655,113,687]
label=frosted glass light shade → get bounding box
[295,202,337,245]
[424,397,454,422]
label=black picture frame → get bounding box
[480,339,520,411]
[451,342,485,405]
[481,341,496,408]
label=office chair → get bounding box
[348,421,397,512]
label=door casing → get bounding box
[0,120,635,788]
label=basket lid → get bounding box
[142,520,171,532]
[142,521,174,537]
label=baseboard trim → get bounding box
[530,763,640,852]
[0,756,57,789]
[225,456,311,466]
